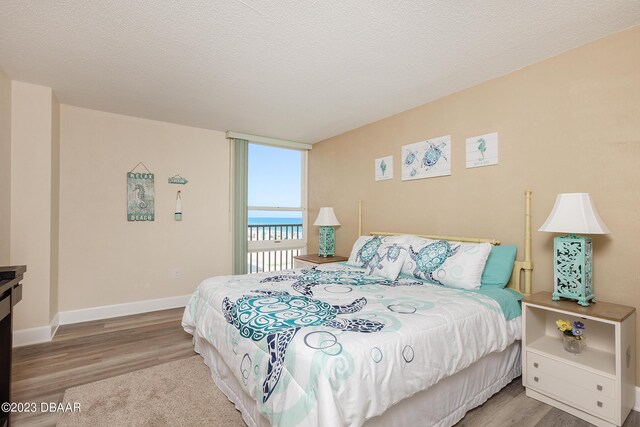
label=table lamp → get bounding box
[314,207,340,257]
[539,193,610,306]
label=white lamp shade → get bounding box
[539,193,610,234]
[314,207,340,226]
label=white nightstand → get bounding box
[293,254,348,269]
[522,292,636,427]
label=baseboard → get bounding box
[50,312,60,337]
[13,294,191,347]
[57,294,191,326]
[12,324,53,347]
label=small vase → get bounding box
[563,335,586,354]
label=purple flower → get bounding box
[572,327,584,336]
[573,321,585,330]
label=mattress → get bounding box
[182,264,522,426]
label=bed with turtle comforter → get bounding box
[182,234,526,427]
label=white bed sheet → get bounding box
[193,333,521,427]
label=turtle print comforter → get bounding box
[182,263,521,427]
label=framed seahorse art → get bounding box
[465,132,498,168]
[127,171,155,221]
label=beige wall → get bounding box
[309,27,640,383]
[58,105,231,311]
[0,70,11,265]
[10,81,57,330]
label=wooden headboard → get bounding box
[361,190,534,295]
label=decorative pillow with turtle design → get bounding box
[363,241,410,280]
[346,235,410,270]
[401,239,492,290]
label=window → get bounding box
[247,144,307,273]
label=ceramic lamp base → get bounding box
[318,226,335,257]
[551,234,594,307]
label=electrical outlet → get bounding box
[172,269,182,279]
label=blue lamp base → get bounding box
[318,226,335,257]
[551,234,594,307]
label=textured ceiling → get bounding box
[1,1,639,143]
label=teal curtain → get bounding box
[232,139,249,274]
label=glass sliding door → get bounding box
[247,143,307,273]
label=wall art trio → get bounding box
[374,132,499,182]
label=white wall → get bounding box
[4,79,232,340]
[58,105,231,311]
[0,70,11,265]
[10,81,57,329]
[50,94,60,320]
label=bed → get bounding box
[182,191,534,427]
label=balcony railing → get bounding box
[248,224,303,241]
[248,248,302,274]
[247,223,304,274]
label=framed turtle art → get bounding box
[401,135,451,181]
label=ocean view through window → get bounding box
[247,144,306,273]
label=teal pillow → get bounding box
[480,245,517,288]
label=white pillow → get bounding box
[347,235,409,268]
[402,240,492,290]
[364,242,410,281]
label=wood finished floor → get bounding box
[10,308,640,427]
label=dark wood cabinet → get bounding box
[0,265,26,427]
